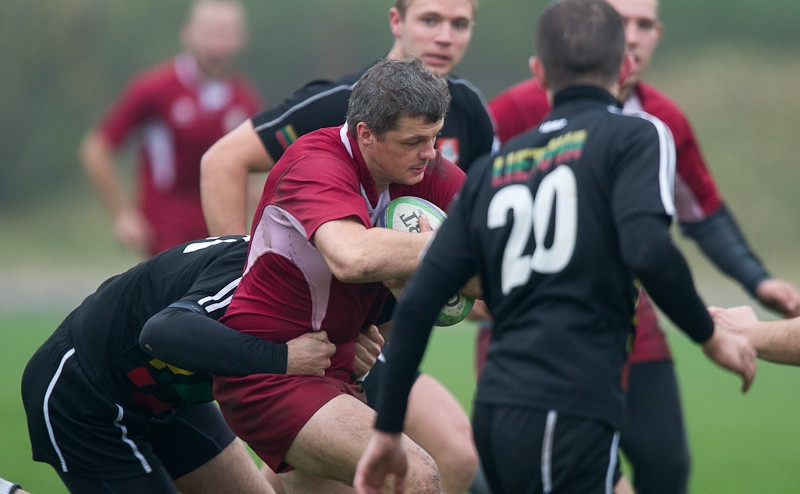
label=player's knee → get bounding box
[407,443,442,494]
[434,416,479,492]
[436,443,479,493]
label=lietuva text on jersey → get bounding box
[491,130,587,188]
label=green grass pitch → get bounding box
[3,314,800,493]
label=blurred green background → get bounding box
[2,0,799,492]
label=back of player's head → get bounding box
[536,0,625,93]
[347,57,451,137]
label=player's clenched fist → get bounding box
[354,325,385,380]
[286,331,336,376]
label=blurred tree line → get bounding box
[1,0,798,210]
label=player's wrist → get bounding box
[354,368,370,383]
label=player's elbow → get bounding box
[200,142,231,185]
[327,247,387,283]
[328,256,379,283]
[201,120,274,180]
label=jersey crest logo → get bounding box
[538,118,568,134]
[436,138,460,165]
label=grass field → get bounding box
[4,314,800,493]
[2,47,800,492]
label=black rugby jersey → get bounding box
[251,61,496,173]
[374,86,714,433]
[64,236,286,414]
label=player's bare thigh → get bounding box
[174,437,276,494]
[281,393,439,493]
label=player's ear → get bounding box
[530,56,553,104]
[356,122,374,146]
[530,56,547,91]
[388,7,403,39]
[618,51,636,88]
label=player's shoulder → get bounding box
[127,59,178,89]
[290,64,366,101]
[608,103,672,146]
[152,236,250,284]
[250,69,364,132]
[493,78,544,103]
[635,82,691,128]
[446,74,489,106]
[276,127,353,176]
[160,236,250,263]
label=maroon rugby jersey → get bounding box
[221,125,466,378]
[98,53,262,254]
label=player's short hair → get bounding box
[394,0,478,18]
[536,0,625,93]
[346,57,451,138]
[188,0,245,24]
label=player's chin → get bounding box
[421,56,450,74]
[401,168,427,185]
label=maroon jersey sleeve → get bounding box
[98,64,168,148]
[636,83,723,221]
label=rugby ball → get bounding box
[377,196,474,327]
[378,196,446,232]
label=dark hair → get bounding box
[536,0,625,93]
[346,57,451,138]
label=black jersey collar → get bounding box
[552,85,621,109]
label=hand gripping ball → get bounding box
[377,196,475,326]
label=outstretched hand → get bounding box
[354,431,407,494]
[700,324,757,393]
[286,331,336,376]
[755,278,800,318]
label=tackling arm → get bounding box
[140,304,289,375]
[141,304,337,376]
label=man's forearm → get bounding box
[140,305,288,375]
[80,131,128,218]
[748,319,800,365]
[681,205,770,296]
[201,155,250,235]
[316,221,435,283]
[200,119,276,236]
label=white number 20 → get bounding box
[487,166,578,295]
